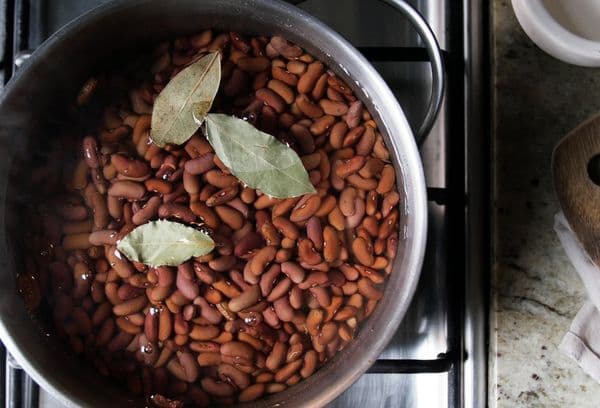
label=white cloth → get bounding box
[555,212,600,382]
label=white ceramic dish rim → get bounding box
[512,0,600,67]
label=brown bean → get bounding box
[113,296,147,316]
[298,238,322,265]
[273,296,294,322]
[185,153,215,175]
[356,126,376,156]
[336,156,366,179]
[211,206,241,231]
[297,61,324,94]
[221,341,255,362]
[280,261,305,284]
[296,94,324,118]
[115,316,142,334]
[205,170,237,188]
[82,136,100,169]
[144,178,172,194]
[265,383,287,394]
[298,272,329,290]
[267,277,292,302]
[300,350,318,378]
[218,363,250,389]
[104,248,134,281]
[377,164,396,194]
[319,99,348,116]
[189,324,220,341]
[267,79,294,104]
[266,342,288,371]
[290,195,321,222]
[272,217,299,240]
[347,174,377,191]
[345,100,363,128]
[318,321,338,345]
[205,185,239,207]
[249,246,277,276]
[287,60,306,75]
[111,154,150,178]
[306,216,323,250]
[259,264,282,297]
[378,209,399,240]
[197,352,222,366]
[256,88,286,113]
[274,359,303,383]
[108,181,146,200]
[190,201,220,229]
[322,226,341,263]
[228,285,261,312]
[310,115,335,136]
[329,122,348,149]
[89,230,118,246]
[270,36,303,58]
[312,73,328,100]
[357,278,383,300]
[239,383,265,402]
[272,66,298,86]
[132,196,161,225]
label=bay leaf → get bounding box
[203,113,316,198]
[116,220,214,267]
[150,52,221,147]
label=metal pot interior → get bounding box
[0,0,427,406]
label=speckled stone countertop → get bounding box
[491,1,600,406]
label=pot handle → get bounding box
[380,0,445,145]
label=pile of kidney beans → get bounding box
[17,29,401,407]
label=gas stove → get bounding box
[0,0,489,406]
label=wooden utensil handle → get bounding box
[553,113,600,266]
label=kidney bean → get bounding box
[265,277,291,302]
[269,36,302,58]
[111,154,150,178]
[311,73,328,100]
[267,79,294,105]
[228,285,260,312]
[256,88,286,113]
[82,136,100,169]
[289,195,320,223]
[209,206,240,232]
[108,181,146,200]
[297,238,322,265]
[205,185,238,207]
[113,295,147,316]
[295,94,324,118]
[237,383,265,402]
[297,61,324,94]
[273,297,294,322]
[156,203,195,224]
[273,359,303,383]
[319,99,348,116]
[378,209,399,241]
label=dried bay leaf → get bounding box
[117,220,214,267]
[203,113,316,198]
[151,52,221,147]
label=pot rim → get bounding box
[0,0,428,406]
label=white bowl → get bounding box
[512,0,600,67]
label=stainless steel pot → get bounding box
[0,0,443,406]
